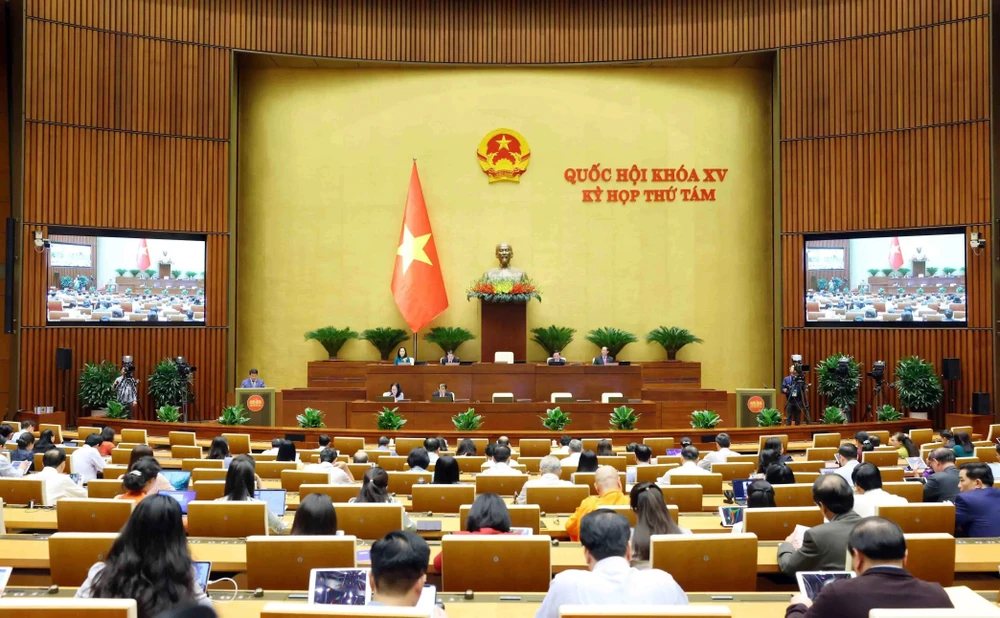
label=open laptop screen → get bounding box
[254,488,287,517]
[161,490,197,515]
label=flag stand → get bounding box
[412,332,418,361]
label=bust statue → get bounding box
[158,249,172,265]
[484,242,526,281]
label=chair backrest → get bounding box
[56,498,133,533]
[279,470,329,492]
[491,392,514,402]
[0,599,139,616]
[518,439,551,458]
[494,351,514,364]
[669,473,722,495]
[171,444,202,459]
[299,483,362,504]
[259,603,428,618]
[334,503,404,540]
[120,429,147,444]
[187,500,268,537]
[581,439,611,452]
[596,503,646,527]
[411,484,476,513]
[169,430,197,446]
[744,506,824,540]
[795,471,821,486]
[643,437,674,456]
[902,533,956,586]
[40,424,63,443]
[76,426,101,440]
[876,502,955,534]
[333,437,365,456]
[516,457,543,473]
[475,474,529,496]
[346,463,371,479]
[455,456,487,473]
[658,484,703,513]
[950,425,974,437]
[559,606,732,618]
[988,424,1000,442]
[459,504,541,533]
[103,464,127,478]
[246,535,357,590]
[0,477,45,505]
[879,467,905,482]
[440,536,550,592]
[192,480,227,500]
[87,479,124,499]
[600,392,625,403]
[550,392,573,403]
[862,451,899,467]
[956,456,979,467]
[650,533,758,592]
[571,471,627,494]
[182,458,224,471]
[786,460,824,473]
[909,428,935,447]
[597,456,627,472]
[387,471,433,495]
[772,483,817,507]
[524,485,590,514]
[48,532,117,585]
[636,464,677,483]
[393,438,425,457]
[558,465,578,481]
[881,481,924,502]
[110,448,134,466]
[725,455,757,464]
[812,433,841,448]
[33,452,72,474]
[710,462,756,482]
[757,434,788,454]
[256,461,299,479]
[221,433,251,455]
[973,446,998,463]
[377,455,408,471]
[805,447,837,461]
[867,430,890,444]
[191,468,228,482]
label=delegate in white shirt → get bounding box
[34,467,87,505]
[303,461,352,484]
[516,473,573,504]
[656,460,710,485]
[834,460,860,488]
[70,444,106,483]
[535,556,688,618]
[561,453,582,468]
[480,462,523,476]
[853,488,908,518]
[698,447,736,471]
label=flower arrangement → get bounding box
[466,277,541,303]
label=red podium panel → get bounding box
[481,301,527,362]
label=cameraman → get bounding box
[781,364,805,426]
[112,366,137,419]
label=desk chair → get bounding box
[459,503,541,533]
[412,484,475,513]
[335,503,404,540]
[710,462,755,482]
[558,465,578,481]
[757,434,788,454]
[877,503,955,534]
[795,471,820,485]
[387,471,433,495]
[246,535,357,590]
[643,437,674,456]
[950,425,974,438]
[76,426,101,440]
[581,439,610,452]
[299,483,362,503]
[786,460,824,473]
[0,477,44,505]
[440,535,550,592]
[455,455,487,473]
[333,436,364,456]
[725,455,758,464]
[743,506,824,541]
[492,392,515,402]
[494,351,515,364]
[221,433,252,455]
[169,430,197,446]
[812,433,841,448]
[572,470,627,491]
[867,430,890,444]
[524,485,590,514]
[882,481,925,502]
[658,484,703,513]
[0,599,138,616]
[192,480,227,500]
[901,533,956,586]
[280,470,330,492]
[973,446,998,463]
[956,456,979,467]
[987,424,1000,442]
[40,424,63,443]
[110,448,134,466]
[669,473,722,495]
[909,428,935,447]
[187,500,268,537]
[560,606,732,618]
[346,463,372,479]
[393,438,425,457]
[637,463,677,483]
[805,447,837,461]
[597,503,638,526]
[87,479,123,499]
[120,429,147,444]
[190,468,228,482]
[518,439,551,458]
[115,443,140,450]
[256,461,299,479]
[460,438,489,455]
[516,457,543,473]
[260,604,428,618]
[48,532,117,585]
[103,464,127,478]
[170,444,202,459]
[650,533,758,592]
[377,455,408,471]
[182,458,223,471]
[56,498,133,533]
[862,451,899,467]
[772,483,816,507]
[879,467,905,482]
[601,392,625,403]
[551,392,574,403]
[475,473,529,496]
[597,456,627,472]
[34,452,73,474]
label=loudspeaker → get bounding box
[972,392,990,416]
[55,348,72,371]
[942,357,961,381]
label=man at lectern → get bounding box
[547,351,567,366]
[592,346,615,366]
[440,350,460,365]
[240,368,265,388]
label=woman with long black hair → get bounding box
[629,482,689,568]
[290,493,338,535]
[76,494,212,616]
[215,454,286,534]
[350,467,416,532]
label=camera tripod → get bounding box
[787,379,813,425]
[861,379,885,424]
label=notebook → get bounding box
[254,489,287,517]
[161,490,197,515]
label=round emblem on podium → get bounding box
[747,396,765,413]
[247,395,265,412]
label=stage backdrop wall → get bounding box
[237,67,773,393]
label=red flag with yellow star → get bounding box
[136,238,151,271]
[391,162,448,332]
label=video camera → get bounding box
[791,354,810,375]
[789,354,810,400]
[175,356,197,377]
[866,360,886,385]
[121,355,135,379]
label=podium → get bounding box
[735,388,776,427]
[235,388,275,426]
[480,301,526,361]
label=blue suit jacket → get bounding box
[955,487,1000,537]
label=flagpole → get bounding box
[412,332,418,361]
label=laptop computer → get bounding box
[905,457,927,472]
[162,490,197,515]
[731,479,751,505]
[193,561,212,592]
[254,489,287,517]
[309,569,371,605]
[665,448,683,457]
[718,506,744,528]
[431,395,454,403]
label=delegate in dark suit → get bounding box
[955,487,1000,537]
[785,566,953,618]
[778,511,862,575]
[592,354,615,365]
[923,451,960,503]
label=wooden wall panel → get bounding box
[23,124,228,231]
[782,123,991,233]
[19,326,228,423]
[781,19,989,139]
[205,235,228,327]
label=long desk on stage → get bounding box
[365,363,642,402]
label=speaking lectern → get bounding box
[480,301,526,361]
[235,388,275,426]
[735,388,776,427]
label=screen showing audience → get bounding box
[805,232,966,325]
[311,570,369,605]
[46,233,207,324]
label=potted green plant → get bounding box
[816,354,861,414]
[452,408,483,431]
[816,278,828,290]
[297,407,326,428]
[822,406,848,424]
[585,327,638,359]
[866,268,879,278]
[424,326,476,356]
[830,277,843,292]
[361,327,410,361]
[115,268,127,277]
[156,405,181,422]
[938,287,946,294]
[926,267,939,277]
[128,269,141,277]
[916,287,924,294]
[756,408,783,427]
[106,400,129,419]
[878,288,885,295]
[78,361,118,412]
[897,267,910,278]
[880,268,893,277]
[540,407,571,431]
[645,326,703,361]
[304,326,359,359]
[144,269,156,279]
[893,356,944,415]
[877,404,901,421]
[186,271,198,279]
[375,407,407,430]
[609,405,640,430]
[218,405,250,426]
[59,275,73,289]
[690,410,721,429]
[170,270,182,279]
[897,287,905,294]
[530,325,576,357]
[942,267,956,277]
[957,286,965,293]
[959,267,965,274]
[148,358,193,409]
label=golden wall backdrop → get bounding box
[237,67,773,392]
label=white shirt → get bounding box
[481,461,523,476]
[304,461,352,484]
[70,444,106,483]
[34,467,87,505]
[835,460,860,487]
[517,473,573,505]
[535,556,688,618]
[626,461,655,484]
[562,452,582,467]
[656,460,709,485]
[428,452,440,465]
[698,447,736,471]
[853,488,908,518]
[261,448,278,456]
